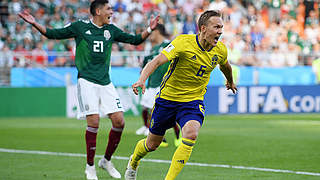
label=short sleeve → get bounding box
[161,35,182,62]
[219,42,228,65]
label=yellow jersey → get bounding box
[159,34,228,102]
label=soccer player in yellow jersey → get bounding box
[125,10,237,180]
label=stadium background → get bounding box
[0,0,320,179]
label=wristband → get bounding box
[147,26,152,33]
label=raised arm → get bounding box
[141,14,160,40]
[132,53,169,95]
[219,61,237,94]
[18,10,47,35]
[19,10,76,39]
[114,14,160,45]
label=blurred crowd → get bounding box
[0,0,319,69]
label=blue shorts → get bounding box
[149,97,205,136]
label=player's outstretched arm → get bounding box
[18,10,47,35]
[220,61,237,94]
[132,53,168,95]
[140,14,160,40]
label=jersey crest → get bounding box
[212,54,218,65]
[104,30,111,40]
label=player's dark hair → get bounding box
[155,24,169,37]
[197,10,221,31]
[90,0,109,16]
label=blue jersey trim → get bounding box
[159,57,179,96]
[196,35,214,52]
[196,35,205,51]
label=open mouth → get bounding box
[214,36,220,42]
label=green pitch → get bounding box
[0,114,320,180]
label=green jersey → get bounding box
[45,19,144,85]
[143,41,170,88]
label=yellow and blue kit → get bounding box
[150,34,228,135]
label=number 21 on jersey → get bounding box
[93,40,103,52]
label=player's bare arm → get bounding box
[220,61,237,94]
[18,10,47,35]
[132,53,168,95]
[140,14,160,40]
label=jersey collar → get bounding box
[196,35,214,52]
[90,19,104,29]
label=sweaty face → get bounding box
[98,4,113,24]
[203,16,223,46]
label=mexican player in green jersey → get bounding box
[18,0,159,179]
[137,24,181,148]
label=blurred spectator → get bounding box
[297,34,313,56]
[246,4,257,26]
[268,46,287,68]
[250,25,264,48]
[0,45,13,86]
[0,0,319,69]
[65,41,75,66]
[285,43,299,67]
[31,42,47,66]
[268,0,282,23]
[114,0,127,12]
[29,0,40,13]
[0,45,14,68]
[22,34,33,51]
[227,41,242,65]
[182,0,196,16]
[113,5,129,29]
[14,44,30,67]
[45,41,57,65]
[305,9,319,26]
[182,15,197,34]
[229,4,243,29]
[8,0,22,14]
[50,13,64,28]
[111,44,125,66]
[0,0,9,24]
[165,15,183,38]
[127,0,143,12]
[304,0,316,21]
[122,44,142,67]
[0,28,5,50]
[209,0,227,11]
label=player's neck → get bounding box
[151,41,157,47]
[156,36,164,44]
[199,34,214,51]
[92,17,104,27]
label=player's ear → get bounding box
[200,25,206,33]
[95,8,101,16]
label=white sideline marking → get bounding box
[1,148,320,176]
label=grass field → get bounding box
[1,114,320,180]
